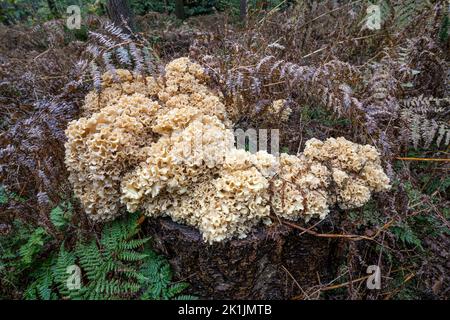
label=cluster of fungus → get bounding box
[267,99,292,122]
[65,57,391,243]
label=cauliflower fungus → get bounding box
[268,99,292,122]
[65,57,391,242]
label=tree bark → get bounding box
[106,0,136,32]
[145,217,339,299]
[174,0,186,20]
[240,0,247,24]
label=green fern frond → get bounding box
[139,250,192,300]
[100,212,140,251]
[76,240,104,281]
[19,227,49,268]
[50,203,73,230]
[53,243,77,298]
[165,282,190,300]
[121,269,147,282]
[119,237,150,250]
[24,257,56,300]
[6,212,185,300]
[118,250,148,262]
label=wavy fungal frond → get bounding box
[65,58,391,243]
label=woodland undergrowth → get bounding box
[0,0,449,299]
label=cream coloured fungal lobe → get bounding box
[65,58,391,242]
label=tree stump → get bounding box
[145,217,339,299]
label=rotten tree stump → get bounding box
[145,217,339,299]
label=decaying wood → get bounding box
[145,217,340,299]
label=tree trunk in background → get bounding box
[174,0,186,20]
[240,0,247,24]
[165,0,170,14]
[145,217,340,299]
[106,0,135,32]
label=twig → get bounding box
[281,265,309,299]
[280,218,395,242]
[382,272,416,300]
[33,49,50,61]
[292,274,370,300]
[298,0,362,29]
[137,215,146,225]
[395,157,450,162]
[301,34,382,60]
[258,0,287,25]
